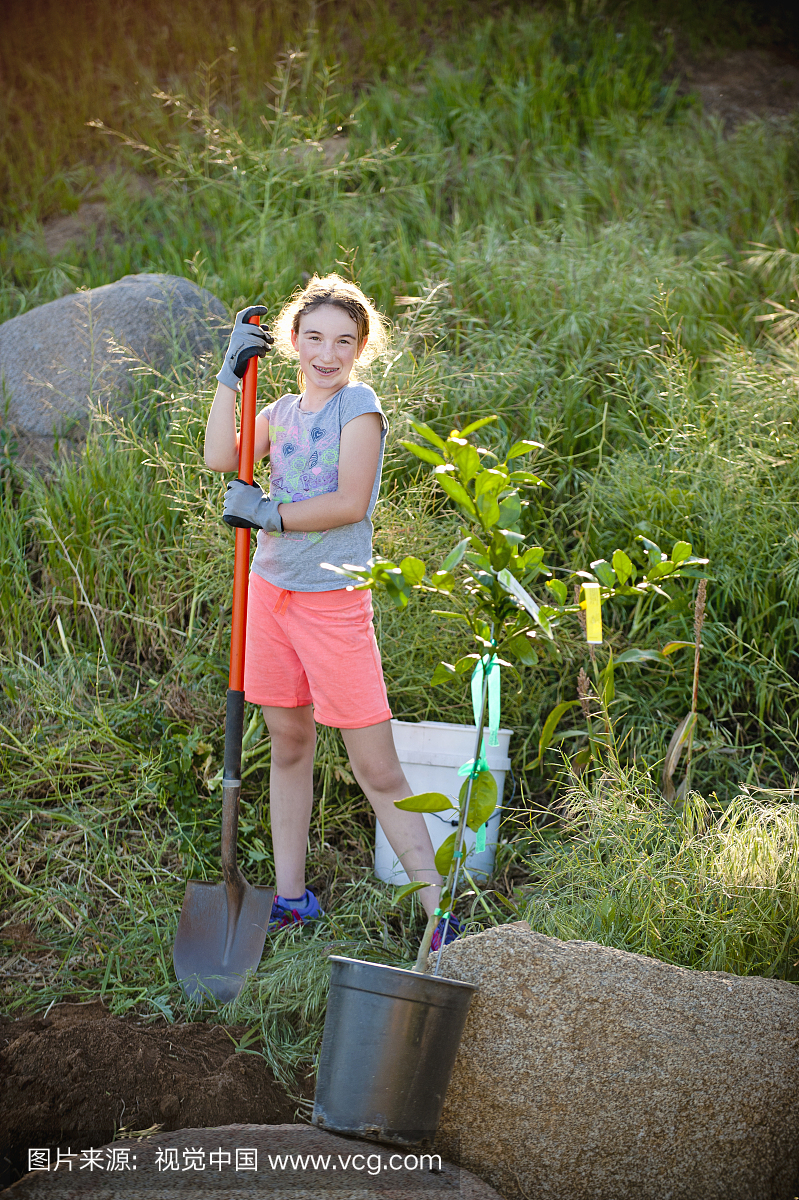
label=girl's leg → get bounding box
[262,704,316,899]
[340,720,442,918]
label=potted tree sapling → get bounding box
[312,415,706,1148]
[326,415,708,973]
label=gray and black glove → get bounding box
[223,479,283,532]
[216,306,274,391]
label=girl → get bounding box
[204,273,459,948]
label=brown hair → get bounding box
[273,272,389,390]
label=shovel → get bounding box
[173,308,274,1004]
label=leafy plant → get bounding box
[328,416,707,967]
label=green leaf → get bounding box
[611,549,633,585]
[434,469,477,516]
[370,559,400,579]
[395,791,455,813]
[475,619,492,643]
[459,770,498,830]
[497,492,522,527]
[508,470,546,486]
[671,540,692,565]
[430,662,458,685]
[474,469,506,499]
[451,443,481,483]
[435,832,457,876]
[475,492,501,527]
[522,546,545,570]
[399,440,445,467]
[661,640,695,655]
[455,654,481,674]
[393,880,433,903]
[489,531,513,571]
[497,568,555,637]
[591,558,617,588]
[383,585,410,609]
[645,559,675,581]
[505,633,539,665]
[460,416,498,436]
[441,538,470,572]
[537,699,582,766]
[615,648,669,665]
[400,555,425,585]
[465,551,493,573]
[507,439,545,458]
[380,567,411,598]
[431,609,469,623]
[429,569,456,592]
[546,578,568,605]
[637,535,665,565]
[409,419,446,449]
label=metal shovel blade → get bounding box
[173,873,274,1005]
[174,770,273,1006]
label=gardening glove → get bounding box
[223,478,283,532]
[216,306,274,391]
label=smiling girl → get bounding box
[204,274,457,946]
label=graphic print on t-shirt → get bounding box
[267,410,340,544]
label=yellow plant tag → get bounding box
[583,582,603,644]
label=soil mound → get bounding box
[0,1002,309,1189]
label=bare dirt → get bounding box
[40,172,154,258]
[672,46,799,125]
[0,1000,312,1190]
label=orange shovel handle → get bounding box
[228,315,260,693]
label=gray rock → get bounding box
[0,274,227,460]
[2,1124,505,1198]
[433,921,799,1200]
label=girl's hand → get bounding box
[216,306,274,392]
[223,479,283,532]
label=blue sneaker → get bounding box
[430,914,464,952]
[268,889,323,932]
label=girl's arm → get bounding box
[279,413,382,532]
[204,381,271,472]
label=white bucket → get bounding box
[375,719,513,885]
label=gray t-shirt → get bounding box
[250,382,388,592]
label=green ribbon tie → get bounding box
[472,653,500,748]
[455,654,499,857]
[457,654,501,779]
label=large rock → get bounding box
[434,922,799,1200]
[0,274,227,460]
[2,1124,504,1198]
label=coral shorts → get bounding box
[243,573,392,729]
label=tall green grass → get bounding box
[2,1,799,1042]
[520,765,799,980]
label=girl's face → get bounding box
[291,304,366,398]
